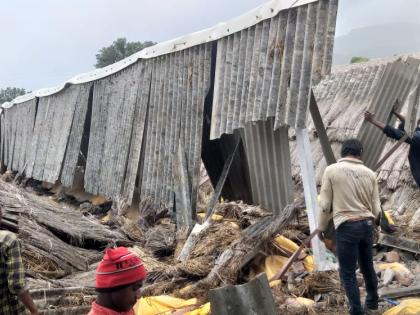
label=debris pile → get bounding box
[1,172,420,314]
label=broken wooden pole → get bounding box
[270,229,320,281]
[204,137,241,220]
[178,202,299,298]
[378,233,420,255]
[379,284,420,299]
[309,90,336,166]
[296,128,329,271]
[209,273,276,315]
[177,138,240,261]
[373,134,409,171]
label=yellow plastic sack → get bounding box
[264,256,289,279]
[274,236,314,272]
[196,213,224,222]
[185,302,211,315]
[376,263,411,275]
[269,279,282,288]
[249,255,288,280]
[134,295,198,315]
[296,297,315,306]
[274,235,299,254]
[384,299,420,315]
[384,210,395,225]
[303,255,314,272]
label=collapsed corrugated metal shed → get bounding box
[0,0,339,217]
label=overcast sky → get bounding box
[1,0,419,91]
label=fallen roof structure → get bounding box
[289,53,420,217]
[0,0,339,222]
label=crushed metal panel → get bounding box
[26,86,85,183]
[209,273,277,315]
[240,118,293,215]
[84,61,151,202]
[31,96,55,180]
[358,57,420,169]
[42,85,87,183]
[140,44,212,211]
[60,83,92,187]
[312,60,392,143]
[2,99,37,174]
[210,0,338,140]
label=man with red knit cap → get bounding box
[88,247,147,315]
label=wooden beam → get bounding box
[177,137,241,261]
[378,233,420,255]
[309,90,336,166]
[373,134,409,171]
[296,128,329,271]
[270,229,320,281]
[209,273,277,315]
[379,285,420,299]
[205,137,241,220]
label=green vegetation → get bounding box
[350,56,370,64]
[95,38,156,68]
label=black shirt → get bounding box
[383,123,420,187]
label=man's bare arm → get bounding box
[364,111,386,130]
[18,291,38,315]
[392,100,406,123]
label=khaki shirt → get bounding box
[318,158,381,231]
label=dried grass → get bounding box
[302,271,342,297]
[22,247,66,278]
[190,222,241,259]
[145,220,176,257]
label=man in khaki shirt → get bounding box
[319,139,381,315]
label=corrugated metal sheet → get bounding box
[84,61,151,203]
[26,85,89,182]
[357,57,420,168]
[0,0,339,216]
[311,59,393,142]
[140,44,212,211]
[0,99,37,173]
[291,54,420,189]
[2,0,320,109]
[240,118,293,214]
[210,0,338,140]
[60,83,92,187]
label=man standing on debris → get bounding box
[318,139,381,315]
[88,247,147,315]
[364,105,420,187]
[0,207,39,315]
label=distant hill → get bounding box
[333,23,420,65]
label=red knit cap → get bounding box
[95,247,147,289]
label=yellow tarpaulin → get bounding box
[383,299,420,315]
[185,302,211,315]
[274,236,314,272]
[134,296,198,315]
[376,263,411,275]
[196,213,224,222]
[384,210,395,225]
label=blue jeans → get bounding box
[336,220,378,315]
